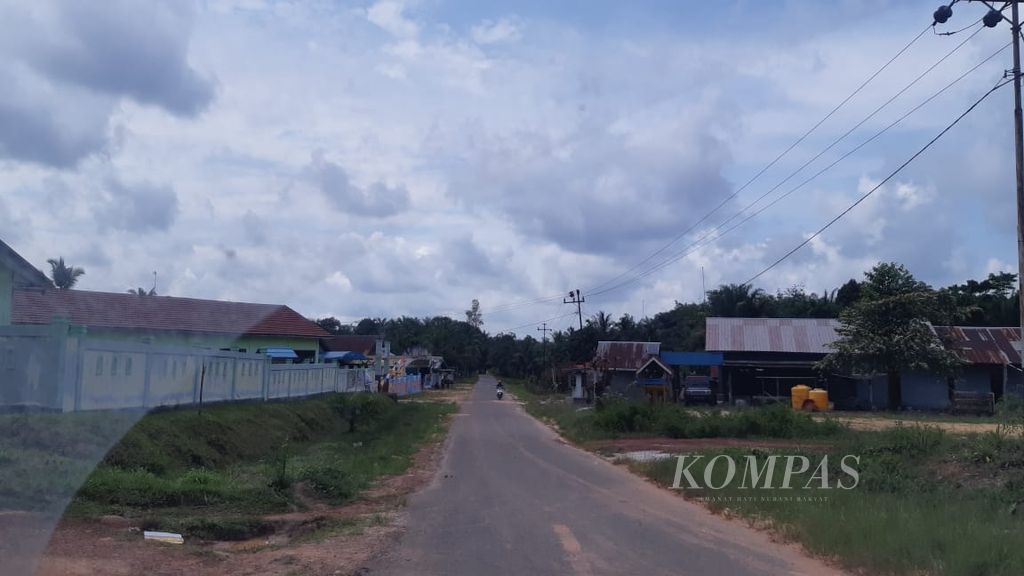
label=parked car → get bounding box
[681,375,716,406]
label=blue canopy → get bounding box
[323,351,368,362]
[264,348,298,359]
[660,351,723,367]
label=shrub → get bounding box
[300,463,358,502]
[592,400,655,434]
[332,393,395,433]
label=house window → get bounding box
[125,357,133,376]
[95,356,104,376]
[238,348,247,353]
[172,361,178,379]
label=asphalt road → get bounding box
[366,375,844,576]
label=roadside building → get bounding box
[934,326,1024,402]
[0,239,52,325]
[704,317,1006,410]
[12,288,328,360]
[593,341,660,398]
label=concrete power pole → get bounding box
[564,289,585,330]
[538,322,552,388]
[935,0,1024,367]
[1010,1,1024,359]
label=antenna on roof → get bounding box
[153,271,157,294]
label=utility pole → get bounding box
[564,289,585,330]
[1010,0,1024,354]
[537,322,552,388]
[936,0,1024,359]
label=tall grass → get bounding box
[33,393,458,534]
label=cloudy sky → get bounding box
[0,0,1018,335]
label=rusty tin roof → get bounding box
[594,341,660,371]
[933,326,1022,365]
[705,317,841,354]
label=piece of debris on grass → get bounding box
[615,450,674,463]
[144,530,184,544]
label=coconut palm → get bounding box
[47,257,85,289]
[127,287,157,296]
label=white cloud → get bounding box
[471,17,522,45]
[366,0,418,39]
[0,0,1016,332]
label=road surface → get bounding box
[366,376,844,576]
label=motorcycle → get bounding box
[496,388,504,400]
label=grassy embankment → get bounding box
[508,379,1024,576]
[1,392,456,540]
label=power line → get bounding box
[742,77,1012,286]
[584,21,934,295]
[587,33,1002,300]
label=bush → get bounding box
[592,400,655,433]
[300,463,359,502]
[332,393,395,433]
[860,425,946,458]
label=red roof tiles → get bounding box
[12,289,328,338]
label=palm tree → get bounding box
[707,283,767,317]
[47,257,85,289]
[127,287,157,296]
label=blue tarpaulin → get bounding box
[660,351,723,366]
[323,351,368,362]
[264,348,298,359]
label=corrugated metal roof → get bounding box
[594,341,660,370]
[705,317,840,354]
[12,289,328,338]
[265,348,298,359]
[933,326,1021,365]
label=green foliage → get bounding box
[630,431,1024,576]
[820,262,964,408]
[59,393,455,521]
[47,256,84,289]
[300,463,358,502]
[331,393,394,432]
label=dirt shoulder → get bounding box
[35,386,472,576]
[820,413,1022,435]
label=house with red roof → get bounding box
[1,239,328,361]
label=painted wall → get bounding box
[0,269,12,326]
[84,328,320,357]
[0,322,369,411]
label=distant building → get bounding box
[705,317,1021,410]
[0,239,52,325]
[593,341,660,397]
[12,288,328,361]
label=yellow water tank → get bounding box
[809,388,829,412]
[791,385,811,411]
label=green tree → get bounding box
[315,317,353,335]
[819,262,962,409]
[47,257,84,289]
[707,283,768,317]
[127,287,156,296]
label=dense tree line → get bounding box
[314,267,1021,382]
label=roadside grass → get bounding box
[507,379,843,443]
[1,393,455,540]
[508,380,1024,575]
[627,425,1024,576]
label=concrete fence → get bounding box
[0,321,374,412]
